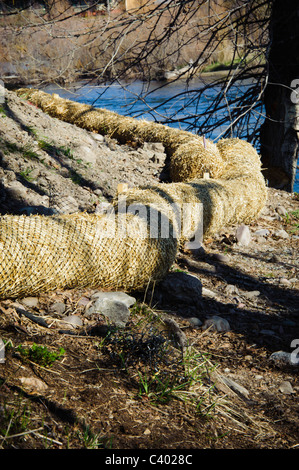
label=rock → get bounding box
[279,381,295,395]
[76,145,97,165]
[235,224,251,246]
[273,229,289,239]
[279,277,291,287]
[20,297,39,308]
[77,296,90,306]
[224,284,239,296]
[275,205,288,216]
[61,314,83,328]
[213,253,229,263]
[92,133,105,143]
[86,298,130,327]
[187,317,202,328]
[19,377,48,394]
[203,316,230,332]
[260,329,276,336]
[50,301,66,315]
[91,291,136,308]
[242,290,260,299]
[202,287,218,299]
[254,229,270,237]
[157,272,202,306]
[93,188,103,197]
[217,374,250,399]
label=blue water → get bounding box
[42,79,299,192]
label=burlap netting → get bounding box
[0,89,267,299]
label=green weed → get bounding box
[17,343,65,368]
[0,105,7,117]
[77,425,111,449]
[19,168,34,182]
[0,400,31,448]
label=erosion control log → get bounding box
[0,89,267,299]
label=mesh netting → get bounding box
[0,89,267,299]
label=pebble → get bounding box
[20,377,48,394]
[50,301,66,315]
[242,290,260,299]
[91,291,136,308]
[213,253,229,263]
[273,229,289,239]
[225,284,239,296]
[61,314,83,328]
[203,315,230,332]
[202,287,218,299]
[159,272,202,305]
[260,329,276,336]
[92,133,105,143]
[275,205,288,216]
[21,297,39,308]
[279,381,295,395]
[279,277,291,287]
[217,374,250,399]
[187,317,202,328]
[86,298,130,327]
[235,224,251,246]
[254,229,270,237]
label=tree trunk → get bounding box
[260,0,299,192]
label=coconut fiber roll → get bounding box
[0,89,267,299]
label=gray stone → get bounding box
[91,291,136,308]
[242,290,260,299]
[159,272,202,305]
[187,317,202,328]
[202,287,218,299]
[50,301,66,315]
[275,205,288,217]
[235,224,251,246]
[203,316,230,332]
[76,145,97,165]
[87,298,130,327]
[213,253,229,263]
[279,277,291,287]
[260,329,276,336]
[20,297,39,308]
[279,381,295,395]
[92,133,105,143]
[61,314,83,328]
[225,284,239,296]
[254,229,270,237]
[273,229,289,239]
[218,375,250,399]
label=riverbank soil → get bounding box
[0,89,298,449]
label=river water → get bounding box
[42,78,299,192]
